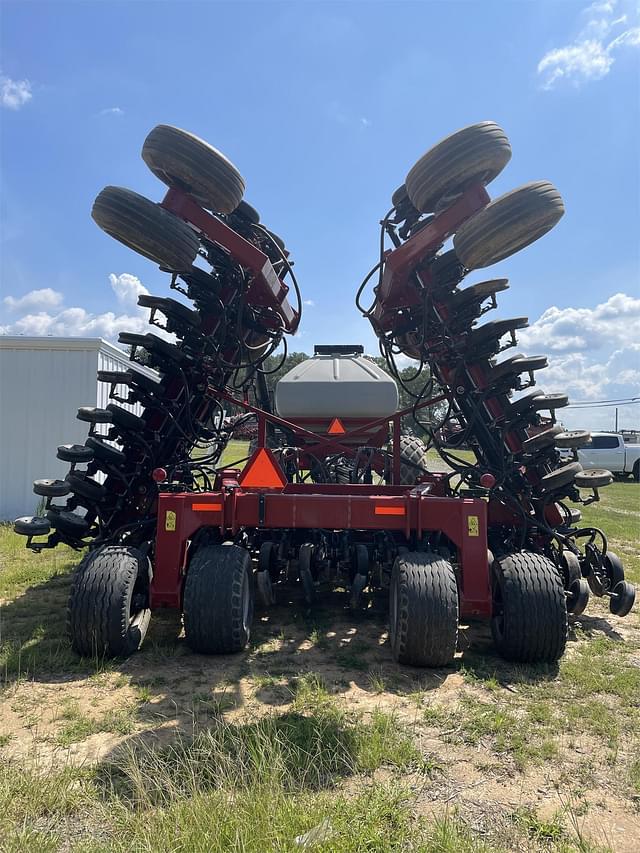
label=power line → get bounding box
[565,397,640,408]
[565,400,640,411]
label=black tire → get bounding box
[299,543,315,605]
[633,461,639,483]
[77,406,112,425]
[57,444,94,463]
[555,430,591,449]
[509,389,545,416]
[539,461,583,494]
[488,355,549,387]
[47,509,90,539]
[106,403,146,433]
[33,478,70,498]
[258,541,280,581]
[399,434,428,485]
[520,425,563,454]
[405,121,511,213]
[256,571,275,609]
[574,469,613,489]
[389,553,459,666]
[183,543,253,654]
[452,278,509,308]
[567,578,590,617]
[491,551,567,662]
[233,200,260,224]
[138,294,201,329]
[92,186,200,271]
[609,581,635,617]
[142,124,245,214]
[392,184,410,208]
[453,181,565,270]
[85,436,127,467]
[14,516,51,537]
[67,546,151,657]
[66,471,108,502]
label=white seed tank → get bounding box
[275,346,399,419]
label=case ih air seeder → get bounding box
[15,122,635,667]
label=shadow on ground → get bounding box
[5,569,616,708]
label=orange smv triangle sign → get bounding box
[327,417,346,435]
[239,447,287,488]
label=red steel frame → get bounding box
[161,187,299,333]
[153,482,489,617]
[152,399,490,619]
[149,182,497,622]
[372,184,490,330]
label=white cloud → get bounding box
[303,299,316,307]
[3,288,64,313]
[0,274,151,340]
[108,272,148,307]
[99,107,124,116]
[518,292,640,353]
[0,73,32,110]
[517,292,640,430]
[537,1,640,89]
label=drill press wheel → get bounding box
[453,181,565,270]
[405,121,511,213]
[142,124,245,214]
[92,186,199,271]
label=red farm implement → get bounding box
[15,122,635,667]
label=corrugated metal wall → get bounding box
[0,338,151,520]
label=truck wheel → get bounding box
[399,435,428,485]
[183,543,253,654]
[142,125,245,214]
[634,461,640,483]
[405,122,511,213]
[389,553,459,666]
[491,551,567,663]
[67,546,151,657]
[453,182,565,270]
[92,186,200,271]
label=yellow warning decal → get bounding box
[467,515,479,537]
[165,510,176,532]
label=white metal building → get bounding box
[0,336,155,520]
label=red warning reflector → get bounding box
[374,506,406,516]
[192,502,222,512]
[327,417,346,435]
[239,448,287,489]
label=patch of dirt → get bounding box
[1,587,639,850]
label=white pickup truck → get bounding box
[561,433,640,481]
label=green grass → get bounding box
[0,707,460,853]
[0,710,608,852]
[218,438,250,467]
[55,699,138,746]
[424,695,560,771]
[0,456,637,852]
[0,522,77,599]
[579,480,639,583]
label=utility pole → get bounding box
[615,407,618,432]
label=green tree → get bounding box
[369,357,442,423]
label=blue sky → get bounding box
[1,0,638,430]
